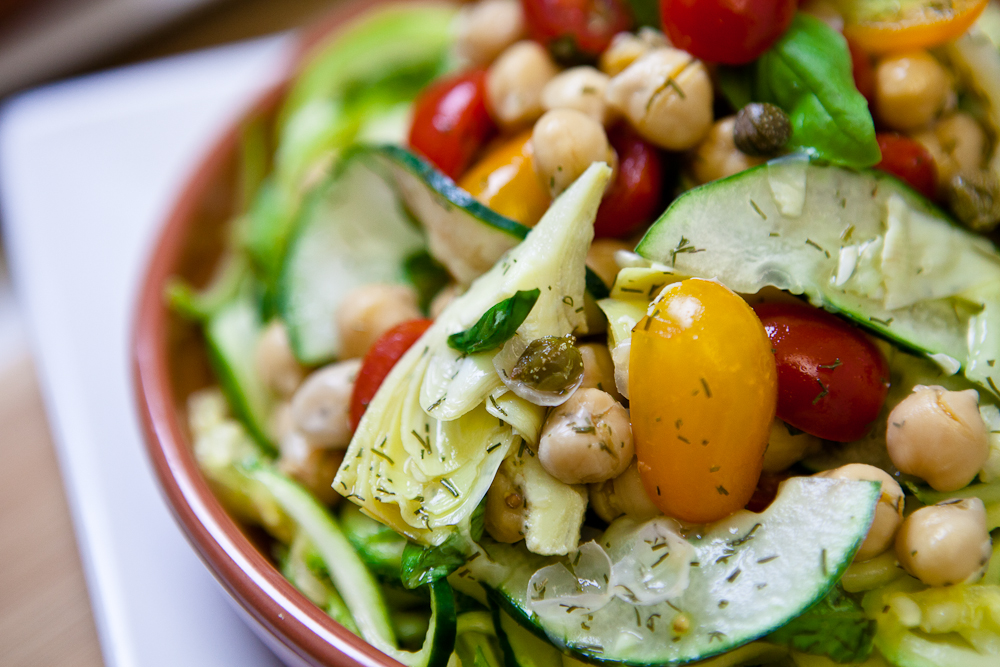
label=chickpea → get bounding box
[605,48,713,151]
[484,468,525,542]
[278,435,344,506]
[886,385,989,492]
[532,109,614,197]
[255,320,304,398]
[598,28,669,77]
[271,401,295,443]
[895,498,992,587]
[875,52,951,131]
[486,41,560,129]
[799,0,843,31]
[935,113,987,177]
[586,238,630,288]
[914,113,988,191]
[291,359,362,449]
[541,67,614,126]
[588,458,659,522]
[578,343,620,401]
[538,388,633,484]
[817,464,904,562]
[688,117,766,186]
[611,459,659,520]
[762,419,820,473]
[429,284,461,319]
[336,283,422,359]
[454,0,524,66]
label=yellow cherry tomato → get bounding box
[458,130,551,227]
[837,0,988,55]
[629,279,777,523]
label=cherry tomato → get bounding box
[660,0,797,65]
[754,303,890,443]
[744,471,792,513]
[350,318,433,432]
[521,0,633,63]
[847,37,875,105]
[594,126,664,239]
[840,0,988,55]
[875,133,937,201]
[630,279,778,523]
[408,70,495,180]
[458,130,551,226]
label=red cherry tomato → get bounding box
[521,0,633,63]
[594,126,664,239]
[408,70,495,180]
[349,319,434,432]
[847,37,875,104]
[745,471,791,513]
[874,133,938,201]
[660,0,797,65]
[754,302,890,442]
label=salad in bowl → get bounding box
[150,0,1000,665]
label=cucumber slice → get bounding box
[635,158,1000,396]
[250,465,457,667]
[367,145,530,285]
[204,291,275,454]
[278,154,425,364]
[339,502,408,580]
[472,478,879,665]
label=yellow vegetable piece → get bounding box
[458,130,550,227]
[837,0,988,55]
[629,279,777,523]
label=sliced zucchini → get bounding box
[340,501,408,580]
[367,145,530,285]
[204,290,275,454]
[493,608,563,667]
[635,158,1000,397]
[250,465,457,667]
[471,477,880,665]
[278,154,425,364]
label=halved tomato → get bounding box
[837,0,988,54]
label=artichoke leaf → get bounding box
[335,163,613,546]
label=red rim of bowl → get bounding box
[132,1,430,665]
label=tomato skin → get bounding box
[594,126,664,239]
[660,0,797,65]
[521,0,633,62]
[754,303,890,443]
[349,319,434,432]
[408,70,495,180]
[630,279,777,523]
[457,130,551,227]
[842,0,988,55]
[875,133,937,201]
[847,37,875,104]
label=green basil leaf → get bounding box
[766,587,876,663]
[404,250,452,313]
[400,534,467,589]
[585,267,611,300]
[447,289,541,355]
[624,0,660,28]
[746,13,881,168]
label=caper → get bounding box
[510,335,584,395]
[733,103,791,157]
[948,171,1000,233]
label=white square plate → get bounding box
[0,35,296,667]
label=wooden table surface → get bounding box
[0,1,336,664]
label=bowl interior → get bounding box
[132,4,416,665]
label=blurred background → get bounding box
[0,2,340,664]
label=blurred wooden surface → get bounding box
[0,354,103,667]
[0,2,341,665]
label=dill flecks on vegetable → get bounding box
[804,239,830,257]
[757,554,779,564]
[373,449,395,464]
[818,359,842,369]
[869,315,894,326]
[488,394,508,416]
[670,235,705,264]
[716,484,729,496]
[726,568,741,583]
[411,429,430,451]
[700,377,712,398]
[749,199,767,219]
[812,378,829,405]
[486,442,502,453]
[440,478,459,497]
